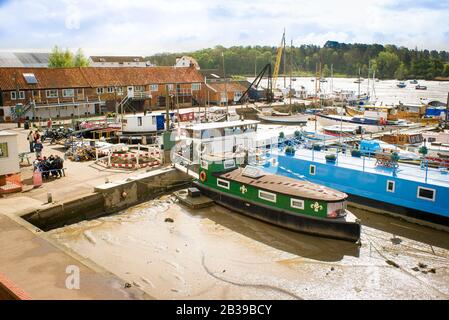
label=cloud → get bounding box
[0,0,448,55]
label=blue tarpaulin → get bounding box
[425,107,447,117]
[360,140,381,154]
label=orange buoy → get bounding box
[199,171,207,182]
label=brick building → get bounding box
[0,66,205,122]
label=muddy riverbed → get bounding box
[48,196,449,300]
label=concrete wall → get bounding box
[0,132,19,175]
[22,167,192,231]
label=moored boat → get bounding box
[194,154,361,242]
[415,85,427,90]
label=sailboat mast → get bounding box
[283,29,286,90]
[290,39,293,112]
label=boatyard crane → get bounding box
[238,63,273,104]
[272,30,286,90]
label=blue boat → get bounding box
[262,147,449,226]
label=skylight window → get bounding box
[23,73,37,84]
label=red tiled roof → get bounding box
[0,66,204,91]
[207,81,247,93]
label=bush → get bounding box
[351,149,362,157]
[313,145,322,151]
[390,152,400,162]
[325,154,337,161]
[419,146,428,156]
[294,130,301,138]
[279,132,285,139]
[285,146,296,155]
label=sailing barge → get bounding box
[194,154,361,242]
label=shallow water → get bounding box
[49,196,449,300]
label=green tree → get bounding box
[394,62,409,80]
[73,49,90,67]
[48,46,73,68]
[49,46,90,68]
[373,51,400,79]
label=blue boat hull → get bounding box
[268,155,449,223]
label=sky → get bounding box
[0,0,448,56]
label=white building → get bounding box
[174,56,200,70]
[0,131,19,183]
[89,56,154,68]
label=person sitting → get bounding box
[41,157,51,179]
[52,155,64,178]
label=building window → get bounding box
[107,87,114,93]
[217,178,230,190]
[137,117,143,126]
[46,90,58,98]
[223,159,235,169]
[192,83,201,91]
[10,92,17,100]
[387,180,395,193]
[417,187,436,201]
[116,87,123,94]
[18,91,25,99]
[135,86,145,92]
[259,190,276,203]
[0,142,8,158]
[150,84,158,92]
[96,88,105,94]
[63,89,75,98]
[310,165,316,175]
[291,198,304,210]
[167,84,174,91]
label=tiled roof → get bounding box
[0,66,204,91]
[207,81,247,93]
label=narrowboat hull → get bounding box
[194,182,361,243]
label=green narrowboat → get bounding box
[194,154,361,242]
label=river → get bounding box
[254,77,449,105]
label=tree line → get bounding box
[147,42,449,80]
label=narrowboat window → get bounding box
[217,179,230,190]
[291,199,304,210]
[137,117,143,126]
[417,187,436,201]
[387,180,395,193]
[223,159,235,169]
[259,190,276,203]
[310,165,316,175]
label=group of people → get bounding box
[33,155,64,179]
[27,130,44,157]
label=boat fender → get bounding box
[199,171,207,182]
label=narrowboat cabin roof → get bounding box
[219,166,348,202]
